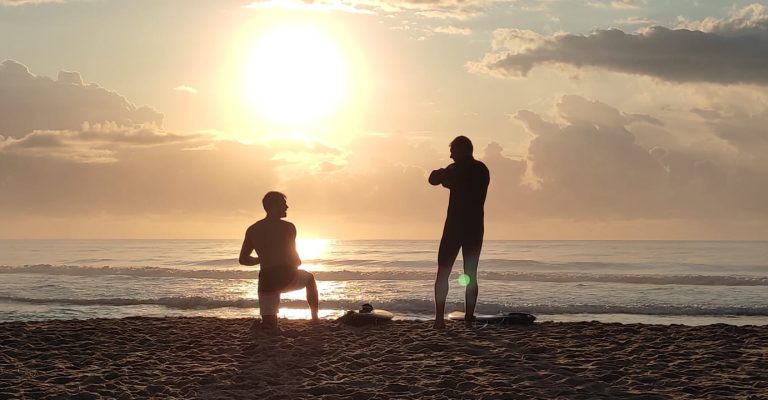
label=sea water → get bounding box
[1,240,767,325]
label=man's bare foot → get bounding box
[464,315,476,328]
[432,319,446,330]
[252,319,282,335]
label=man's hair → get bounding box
[262,191,287,212]
[450,135,473,154]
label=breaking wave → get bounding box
[2,295,768,316]
[1,264,767,286]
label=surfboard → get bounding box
[448,311,536,325]
[337,304,394,326]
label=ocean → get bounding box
[1,240,767,325]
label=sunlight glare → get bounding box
[244,25,348,128]
[296,238,331,261]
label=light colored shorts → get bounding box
[258,269,313,316]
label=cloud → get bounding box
[173,85,198,95]
[694,108,768,159]
[516,95,669,217]
[0,60,163,138]
[0,123,202,163]
[245,0,496,19]
[678,3,768,34]
[2,61,767,238]
[471,4,768,85]
[0,0,63,5]
[432,25,472,35]
[0,138,280,218]
[588,0,642,9]
[0,61,276,218]
[245,0,376,14]
[615,16,656,26]
[514,95,768,220]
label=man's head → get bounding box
[450,135,473,161]
[262,191,288,218]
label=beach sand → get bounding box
[1,317,767,399]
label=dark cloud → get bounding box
[473,5,768,85]
[0,124,202,163]
[513,95,768,220]
[690,108,721,120]
[0,61,275,216]
[694,109,768,158]
[0,60,163,138]
[2,61,767,238]
[0,139,279,216]
[517,95,668,217]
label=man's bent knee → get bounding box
[306,272,317,287]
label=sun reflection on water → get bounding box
[296,238,332,260]
[231,239,342,319]
[281,280,346,301]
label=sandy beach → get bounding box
[1,317,766,399]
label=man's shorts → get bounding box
[258,269,313,316]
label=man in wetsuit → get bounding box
[428,136,490,329]
[239,191,319,330]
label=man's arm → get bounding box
[429,164,455,188]
[238,233,260,266]
[428,169,446,186]
[289,223,302,267]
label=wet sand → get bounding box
[1,317,767,399]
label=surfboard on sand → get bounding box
[448,311,536,325]
[337,303,394,326]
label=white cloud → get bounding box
[615,16,656,26]
[677,3,768,34]
[173,85,198,95]
[588,0,643,9]
[432,25,472,35]
[246,0,500,19]
[0,0,64,5]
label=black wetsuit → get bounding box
[431,158,490,268]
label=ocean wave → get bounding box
[2,295,767,316]
[187,258,239,266]
[1,264,767,286]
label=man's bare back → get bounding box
[239,191,319,330]
[241,218,301,292]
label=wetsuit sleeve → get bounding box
[429,169,446,185]
[429,164,455,188]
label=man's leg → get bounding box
[435,235,460,329]
[461,238,483,321]
[304,272,319,321]
[261,315,279,329]
[258,291,281,331]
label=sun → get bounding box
[243,25,348,128]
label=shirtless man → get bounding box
[239,191,319,330]
[429,136,490,329]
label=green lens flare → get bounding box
[458,273,471,287]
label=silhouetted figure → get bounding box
[239,192,319,331]
[428,136,490,329]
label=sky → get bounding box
[1,0,768,240]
